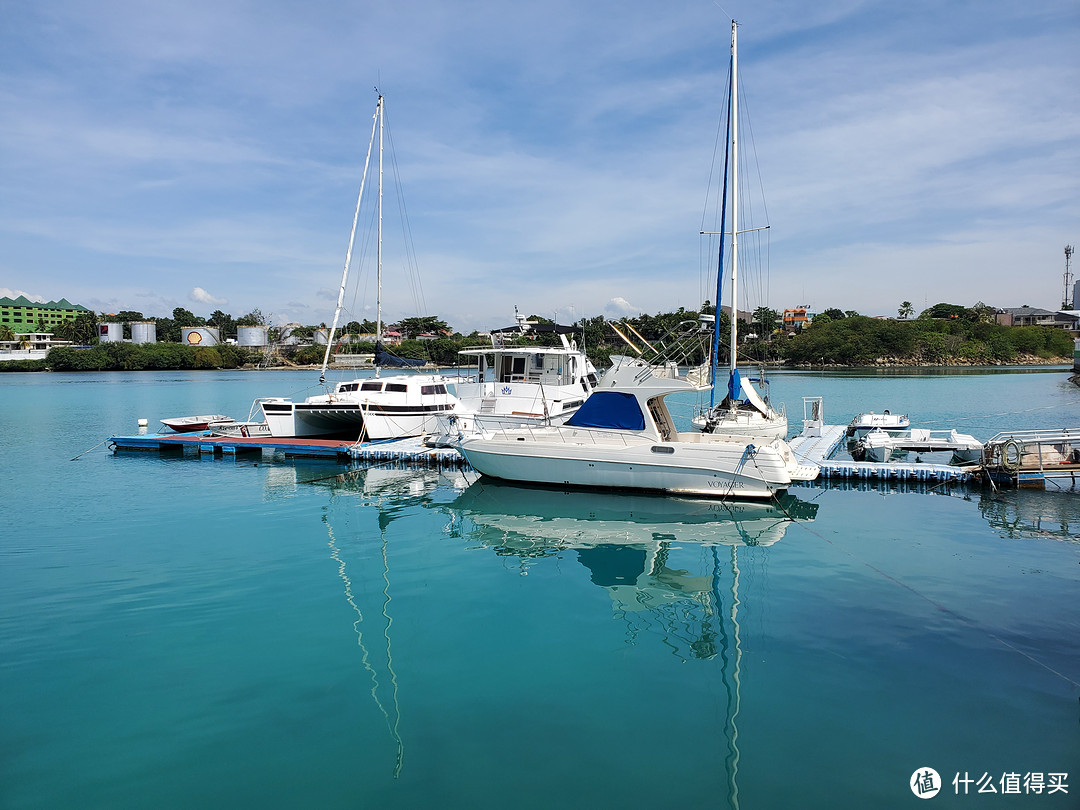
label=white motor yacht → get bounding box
[457,355,819,500]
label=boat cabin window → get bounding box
[361,382,383,392]
[499,356,528,382]
[337,383,360,392]
[385,383,408,393]
[421,384,447,395]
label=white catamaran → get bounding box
[693,21,787,440]
[261,94,459,441]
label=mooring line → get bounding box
[784,519,1080,690]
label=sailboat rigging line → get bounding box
[322,96,381,385]
[384,116,427,316]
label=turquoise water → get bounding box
[2,368,1079,808]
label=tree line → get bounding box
[1,301,1073,372]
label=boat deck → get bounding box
[788,424,975,483]
[108,432,467,465]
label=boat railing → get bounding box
[488,424,642,448]
[983,428,1080,472]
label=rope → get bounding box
[918,401,1074,427]
[71,438,109,461]
[781,503,1080,690]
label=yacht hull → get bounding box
[458,431,812,499]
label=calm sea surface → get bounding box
[2,367,1079,808]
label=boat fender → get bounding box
[241,425,249,438]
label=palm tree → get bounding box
[898,301,915,320]
[0,325,15,342]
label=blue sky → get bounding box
[1,0,1077,333]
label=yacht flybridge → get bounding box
[427,310,599,446]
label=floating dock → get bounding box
[108,432,467,466]
[787,424,975,484]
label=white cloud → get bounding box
[606,297,642,317]
[0,288,46,302]
[190,287,227,306]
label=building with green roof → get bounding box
[0,296,90,334]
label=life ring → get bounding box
[1001,439,1022,471]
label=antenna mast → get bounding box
[1064,244,1075,309]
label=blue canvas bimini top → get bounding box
[564,391,646,430]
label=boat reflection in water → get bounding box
[447,479,817,808]
[447,481,818,660]
[292,463,817,797]
[978,488,1080,542]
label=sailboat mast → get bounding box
[728,20,739,377]
[319,97,381,385]
[375,95,384,375]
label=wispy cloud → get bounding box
[189,287,227,307]
[1,0,1076,325]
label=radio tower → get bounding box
[1064,244,1075,309]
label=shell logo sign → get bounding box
[187,331,202,344]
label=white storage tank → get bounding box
[131,321,157,344]
[237,325,269,347]
[98,323,122,342]
[314,328,330,345]
[181,326,220,346]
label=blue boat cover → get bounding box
[375,341,425,368]
[728,368,742,402]
[565,391,645,430]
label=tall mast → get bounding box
[319,95,381,385]
[375,95,384,376]
[728,20,739,376]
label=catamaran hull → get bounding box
[262,400,453,440]
[458,437,802,499]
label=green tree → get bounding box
[820,308,846,321]
[898,301,914,319]
[208,310,236,340]
[172,307,204,327]
[236,309,267,327]
[394,316,450,339]
[751,307,780,339]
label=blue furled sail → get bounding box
[375,342,425,368]
[727,368,742,402]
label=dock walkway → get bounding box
[788,424,975,484]
[109,432,466,466]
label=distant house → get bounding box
[782,306,812,332]
[0,332,73,361]
[996,306,1079,331]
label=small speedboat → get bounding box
[855,428,984,464]
[847,410,909,437]
[160,414,234,433]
